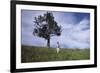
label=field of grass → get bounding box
[21,45,90,63]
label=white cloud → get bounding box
[55,18,90,49]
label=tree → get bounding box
[33,12,61,48]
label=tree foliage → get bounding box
[33,12,61,48]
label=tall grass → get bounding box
[21,45,90,63]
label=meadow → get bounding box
[21,45,90,63]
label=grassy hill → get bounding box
[21,45,90,63]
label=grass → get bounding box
[21,45,90,63]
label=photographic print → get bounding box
[21,10,90,63]
[11,1,97,72]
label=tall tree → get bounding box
[33,12,61,48]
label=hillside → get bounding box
[21,45,90,63]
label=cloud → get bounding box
[57,18,90,49]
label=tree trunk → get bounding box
[47,38,50,48]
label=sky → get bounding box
[21,10,90,49]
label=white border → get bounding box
[16,4,95,69]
